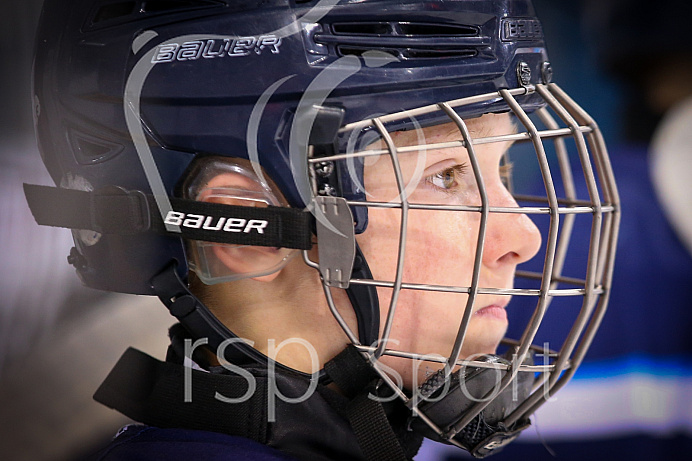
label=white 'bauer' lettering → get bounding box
[164,211,185,226]
[202,216,226,231]
[245,219,268,234]
[183,214,204,228]
[163,211,268,234]
[223,218,247,232]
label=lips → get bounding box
[473,300,509,321]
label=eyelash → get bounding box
[425,163,468,192]
[499,161,514,188]
[425,160,514,193]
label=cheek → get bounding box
[358,208,480,316]
[358,208,479,339]
[359,208,507,385]
[403,209,479,285]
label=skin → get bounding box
[196,112,541,390]
[357,113,542,386]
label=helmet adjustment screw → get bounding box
[516,61,532,87]
[67,247,87,270]
[315,161,334,177]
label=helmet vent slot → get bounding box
[314,21,485,61]
[337,46,398,58]
[337,46,477,60]
[330,21,479,37]
[404,48,477,59]
[332,22,392,36]
[397,23,478,36]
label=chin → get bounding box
[461,321,508,358]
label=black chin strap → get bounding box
[324,346,421,461]
[346,245,380,347]
[154,256,417,460]
[94,346,369,460]
[94,347,272,442]
[94,337,421,461]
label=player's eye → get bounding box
[426,163,467,191]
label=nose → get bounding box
[481,182,542,269]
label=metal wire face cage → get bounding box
[304,82,620,450]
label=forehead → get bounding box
[386,112,515,147]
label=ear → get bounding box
[199,172,286,283]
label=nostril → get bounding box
[497,251,520,265]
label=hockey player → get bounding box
[24,0,619,459]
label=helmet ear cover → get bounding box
[178,156,300,285]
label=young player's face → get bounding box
[357,113,542,387]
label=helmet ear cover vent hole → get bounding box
[93,1,136,23]
[140,0,221,13]
[68,130,123,165]
[90,0,225,26]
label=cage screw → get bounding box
[315,161,334,177]
[516,61,532,87]
[318,184,337,196]
[541,62,553,84]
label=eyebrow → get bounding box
[464,117,519,140]
[386,115,519,151]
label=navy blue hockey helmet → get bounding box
[26,0,620,456]
[30,0,553,293]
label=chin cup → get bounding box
[410,351,534,458]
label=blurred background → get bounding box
[1,1,690,460]
[0,4,173,460]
